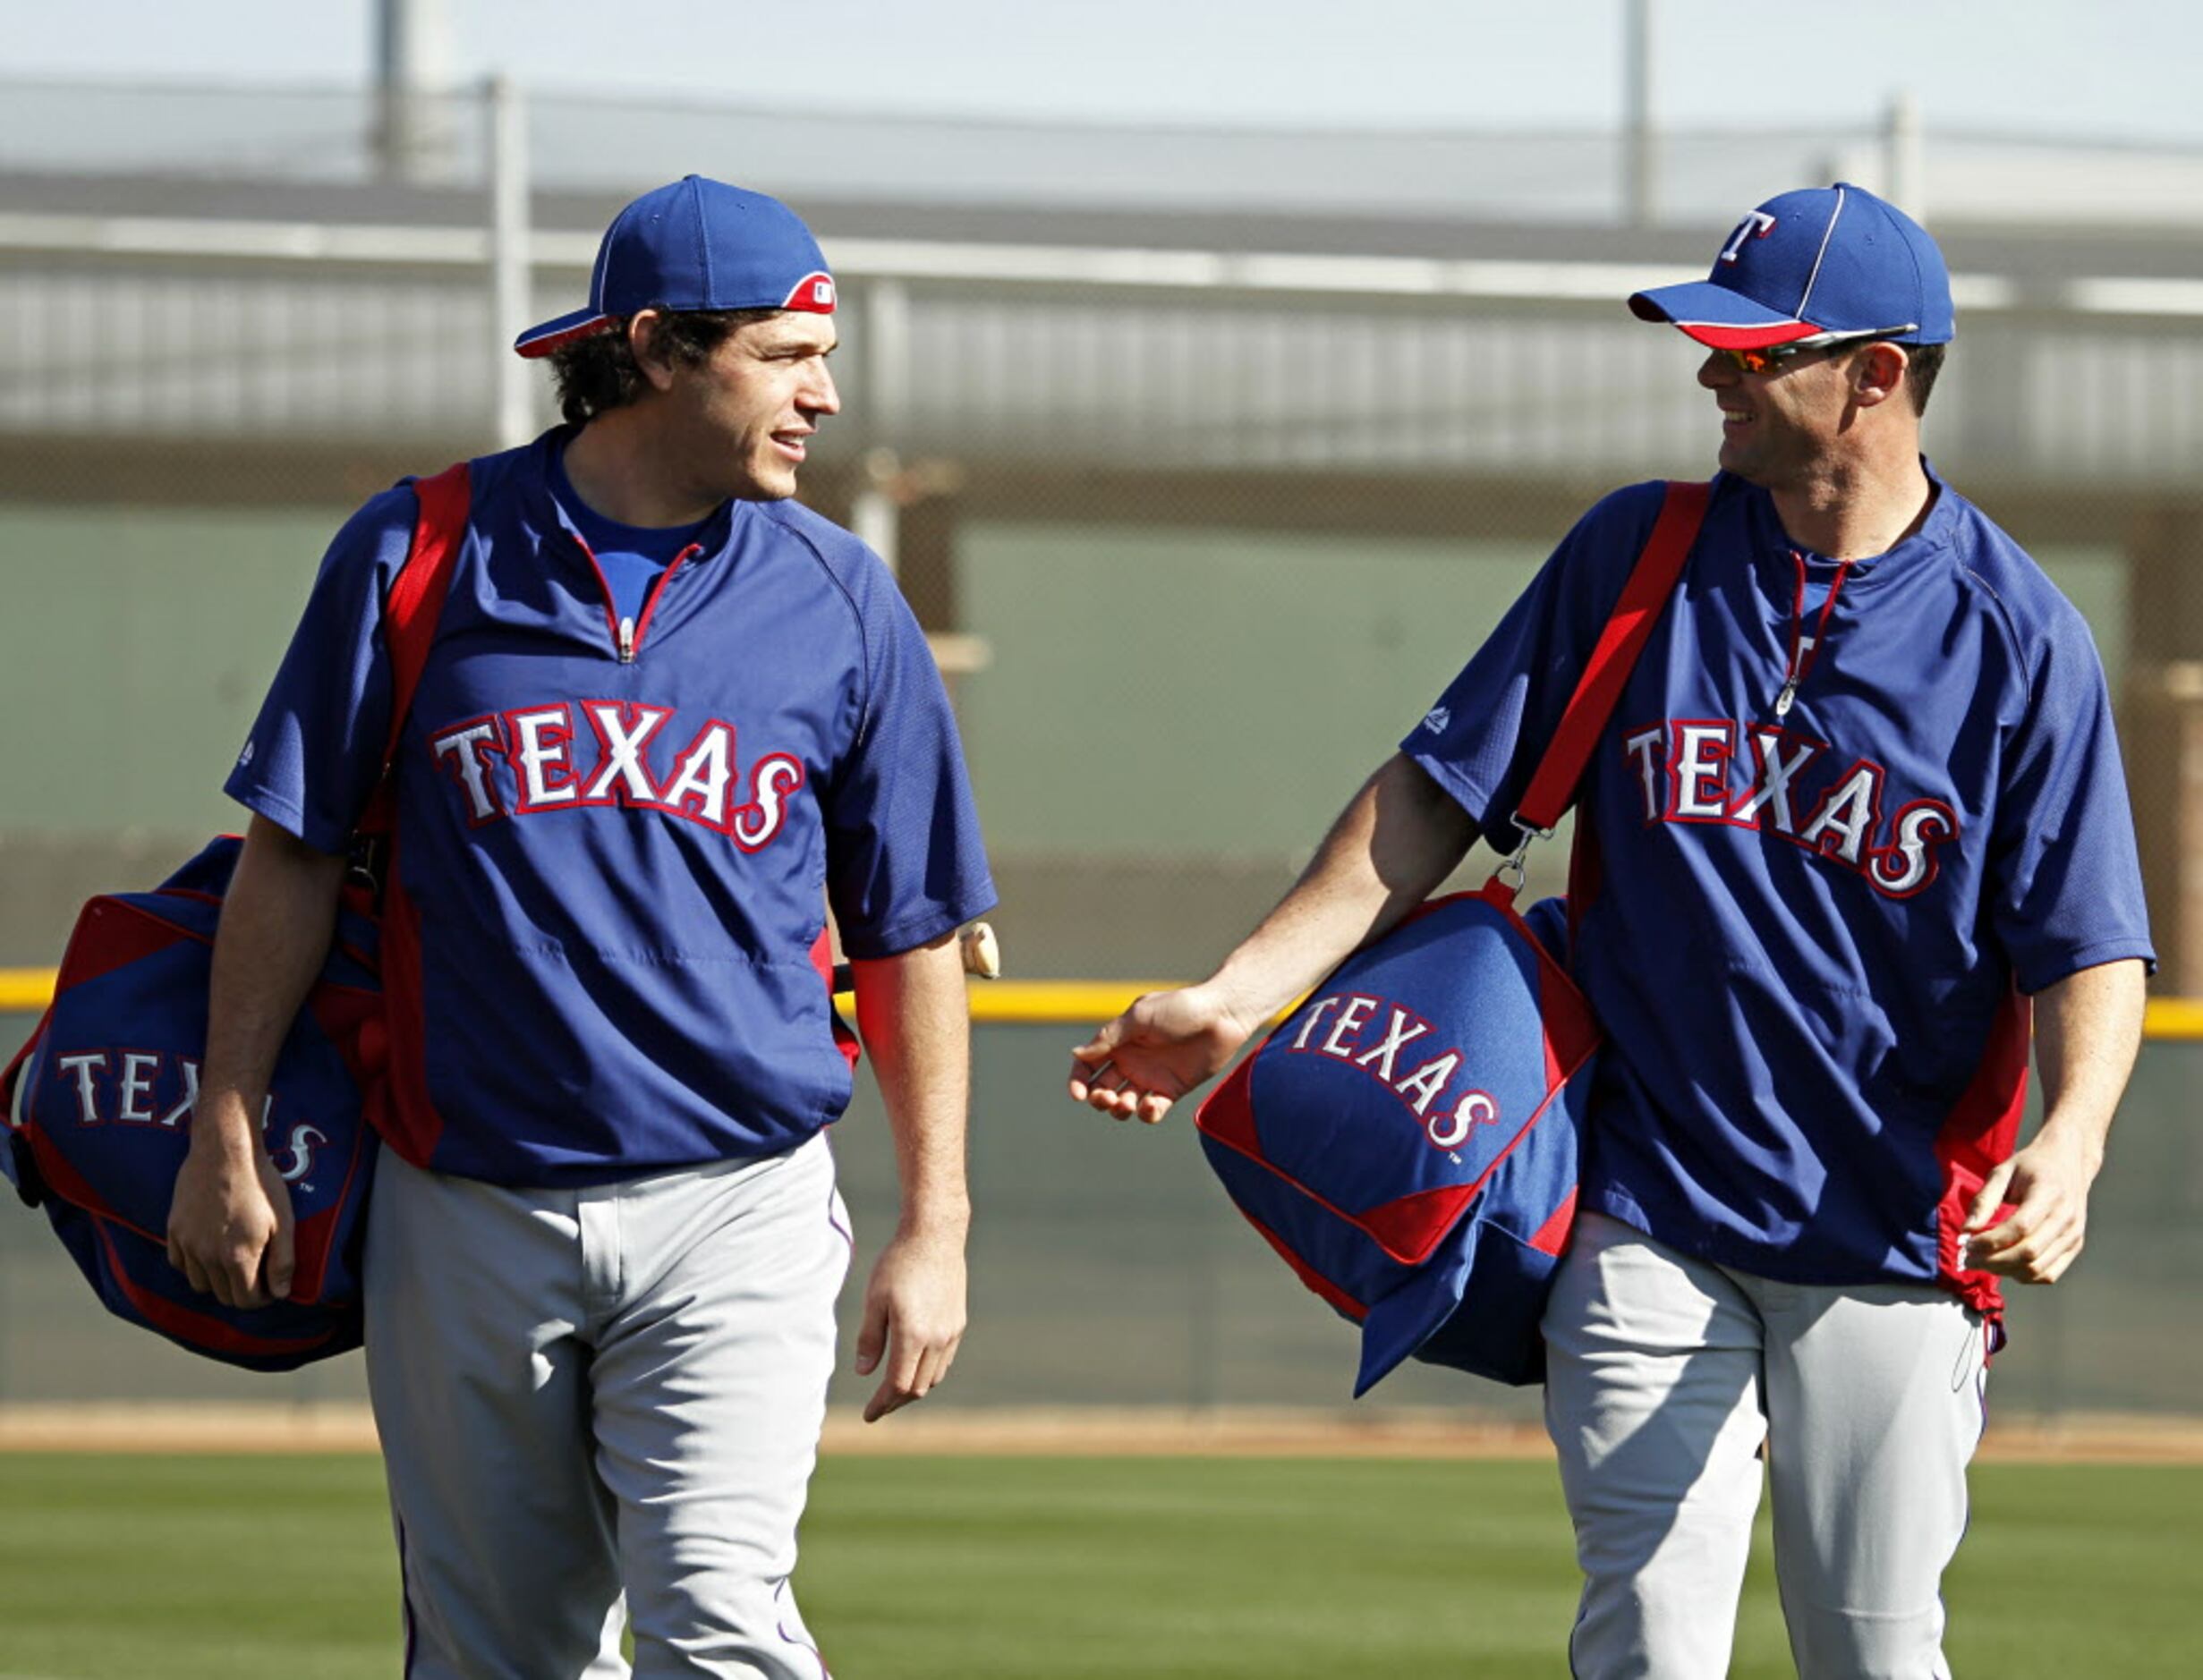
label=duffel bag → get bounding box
[1197,887,1594,1391]
[3,839,386,1369]
[0,461,470,1367]
[1192,479,1711,1393]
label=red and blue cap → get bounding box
[1629,182,1953,351]
[515,174,836,360]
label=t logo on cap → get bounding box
[1629,182,1955,352]
[1719,210,1779,266]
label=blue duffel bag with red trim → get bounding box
[2,841,387,1370]
[0,462,471,1369]
[1193,479,1711,1393]
[1197,889,1595,1391]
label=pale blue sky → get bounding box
[8,0,2202,143]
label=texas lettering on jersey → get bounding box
[428,701,804,850]
[1620,717,1961,899]
[1283,991,1502,1152]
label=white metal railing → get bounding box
[13,76,2203,228]
[8,80,2203,488]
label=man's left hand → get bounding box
[1962,1126,2103,1285]
[853,1227,967,1422]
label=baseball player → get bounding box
[1069,182,2152,1676]
[166,174,995,1677]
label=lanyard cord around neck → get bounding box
[1775,548,1853,721]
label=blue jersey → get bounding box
[229,429,996,1187]
[1405,468,2152,1319]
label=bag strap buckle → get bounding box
[1496,815,1554,893]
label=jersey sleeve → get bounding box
[822,564,997,960]
[1987,604,2156,992]
[223,486,419,855]
[1400,482,1666,839]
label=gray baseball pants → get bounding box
[1543,1210,1991,1679]
[363,1133,851,1679]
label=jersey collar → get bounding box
[517,426,744,572]
[1733,455,1957,597]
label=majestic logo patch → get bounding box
[1283,991,1501,1156]
[430,702,804,851]
[1621,717,1960,899]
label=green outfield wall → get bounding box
[2,1014,2196,1420]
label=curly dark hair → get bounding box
[548,306,779,424]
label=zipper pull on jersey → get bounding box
[1774,676,1799,719]
[617,615,637,663]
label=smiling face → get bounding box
[651,310,842,504]
[1696,341,1868,489]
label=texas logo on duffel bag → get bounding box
[1195,887,1596,1393]
[0,461,469,1371]
[2,836,386,1370]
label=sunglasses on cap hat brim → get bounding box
[1713,326,1919,375]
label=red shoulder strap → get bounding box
[381,462,471,762]
[357,462,471,838]
[1512,479,1711,836]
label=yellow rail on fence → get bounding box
[0,970,51,1015]
[0,969,1173,1027]
[5,967,2202,1038]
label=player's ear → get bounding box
[1850,341,1909,410]
[627,310,680,395]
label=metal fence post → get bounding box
[1622,0,1659,227]
[1885,89,1926,217]
[852,279,912,573]
[489,75,534,451]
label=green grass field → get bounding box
[0,1452,2196,1677]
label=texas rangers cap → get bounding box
[1628,182,1953,350]
[514,174,836,359]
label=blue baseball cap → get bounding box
[1629,182,1953,350]
[515,174,836,359]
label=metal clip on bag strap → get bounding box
[1497,479,1712,890]
[353,462,472,867]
